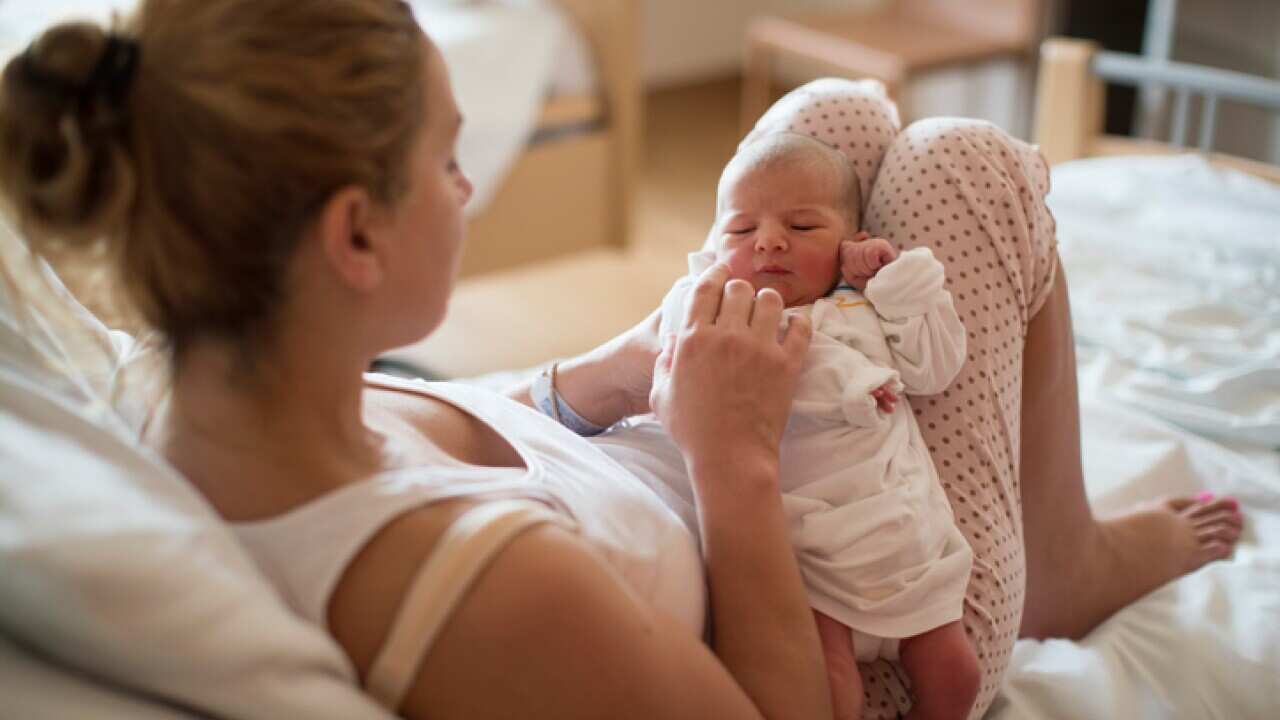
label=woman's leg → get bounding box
[1017,260,1243,639]
[860,116,1243,720]
[858,116,1049,719]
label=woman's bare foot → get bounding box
[1100,492,1243,579]
[1026,493,1243,640]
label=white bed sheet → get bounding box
[1047,155,1280,449]
[990,156,1280,719]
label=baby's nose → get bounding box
[754,225,788,252]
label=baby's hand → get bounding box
[840,232,897,289]
[871,381,899,413]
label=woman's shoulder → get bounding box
[325,498,646,714]
[330,498,754,720]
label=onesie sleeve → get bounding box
[862,247,967,396]
[806,304,904,428]
[657,276,694,340]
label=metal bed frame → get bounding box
[1034,34,1280,183]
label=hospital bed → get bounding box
[0,0,641,281]
[1,14,1277,716]
[986,37,1280,719]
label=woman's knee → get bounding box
[868,117,1058,327]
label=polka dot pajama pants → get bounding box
[749,81,1059,717]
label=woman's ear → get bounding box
[316,185,385,292]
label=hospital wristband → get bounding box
[531,362,609,437]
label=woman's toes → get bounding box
[1195,524,1239,544]
[1194,497,1237,516]
[1192,509,1243,530]
[1204,541,1233,560]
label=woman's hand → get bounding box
[840,232,897,289]
[648,264,830,720]
[649,263,812,473]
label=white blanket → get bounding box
[1047,155,1280,449]
[992,156,1280,719]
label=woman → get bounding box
[0,1,1241,718]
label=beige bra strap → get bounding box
[364,499,575,711]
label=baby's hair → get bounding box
[717,132,862,228]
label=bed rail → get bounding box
[1092,50,1280,151]
[1034,37,1280,184]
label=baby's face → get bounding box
[713,158,855,308]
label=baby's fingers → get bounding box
[872,239,898,265]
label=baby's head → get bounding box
[711,132,860,307]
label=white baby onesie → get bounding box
[593,246,973,662]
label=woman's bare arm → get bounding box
[328,503,824,719]
[505,309,662,427]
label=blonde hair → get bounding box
[718,132,862,226]
[0,0,425,355]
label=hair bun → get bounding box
[0,22,138,247]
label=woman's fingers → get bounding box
[684,263,731,328]
[718,278,756,328]
[751,288,785,340]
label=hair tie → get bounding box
[18,33,140,110]
[85,35,140,107]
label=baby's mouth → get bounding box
[757,264,790,275]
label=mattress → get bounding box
[989,155,1280,719]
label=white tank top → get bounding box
[233,376,705,707]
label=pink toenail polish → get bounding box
[1225,497,1238,510]
[1196,491,1215,503]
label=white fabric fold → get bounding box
[1049,155,1280,448]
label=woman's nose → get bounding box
[457,172,474,206]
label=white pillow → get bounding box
[0,633,201,720]
[0,227,393,719]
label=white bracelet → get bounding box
[531,362,609,437]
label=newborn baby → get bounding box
[596,131,978,719]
